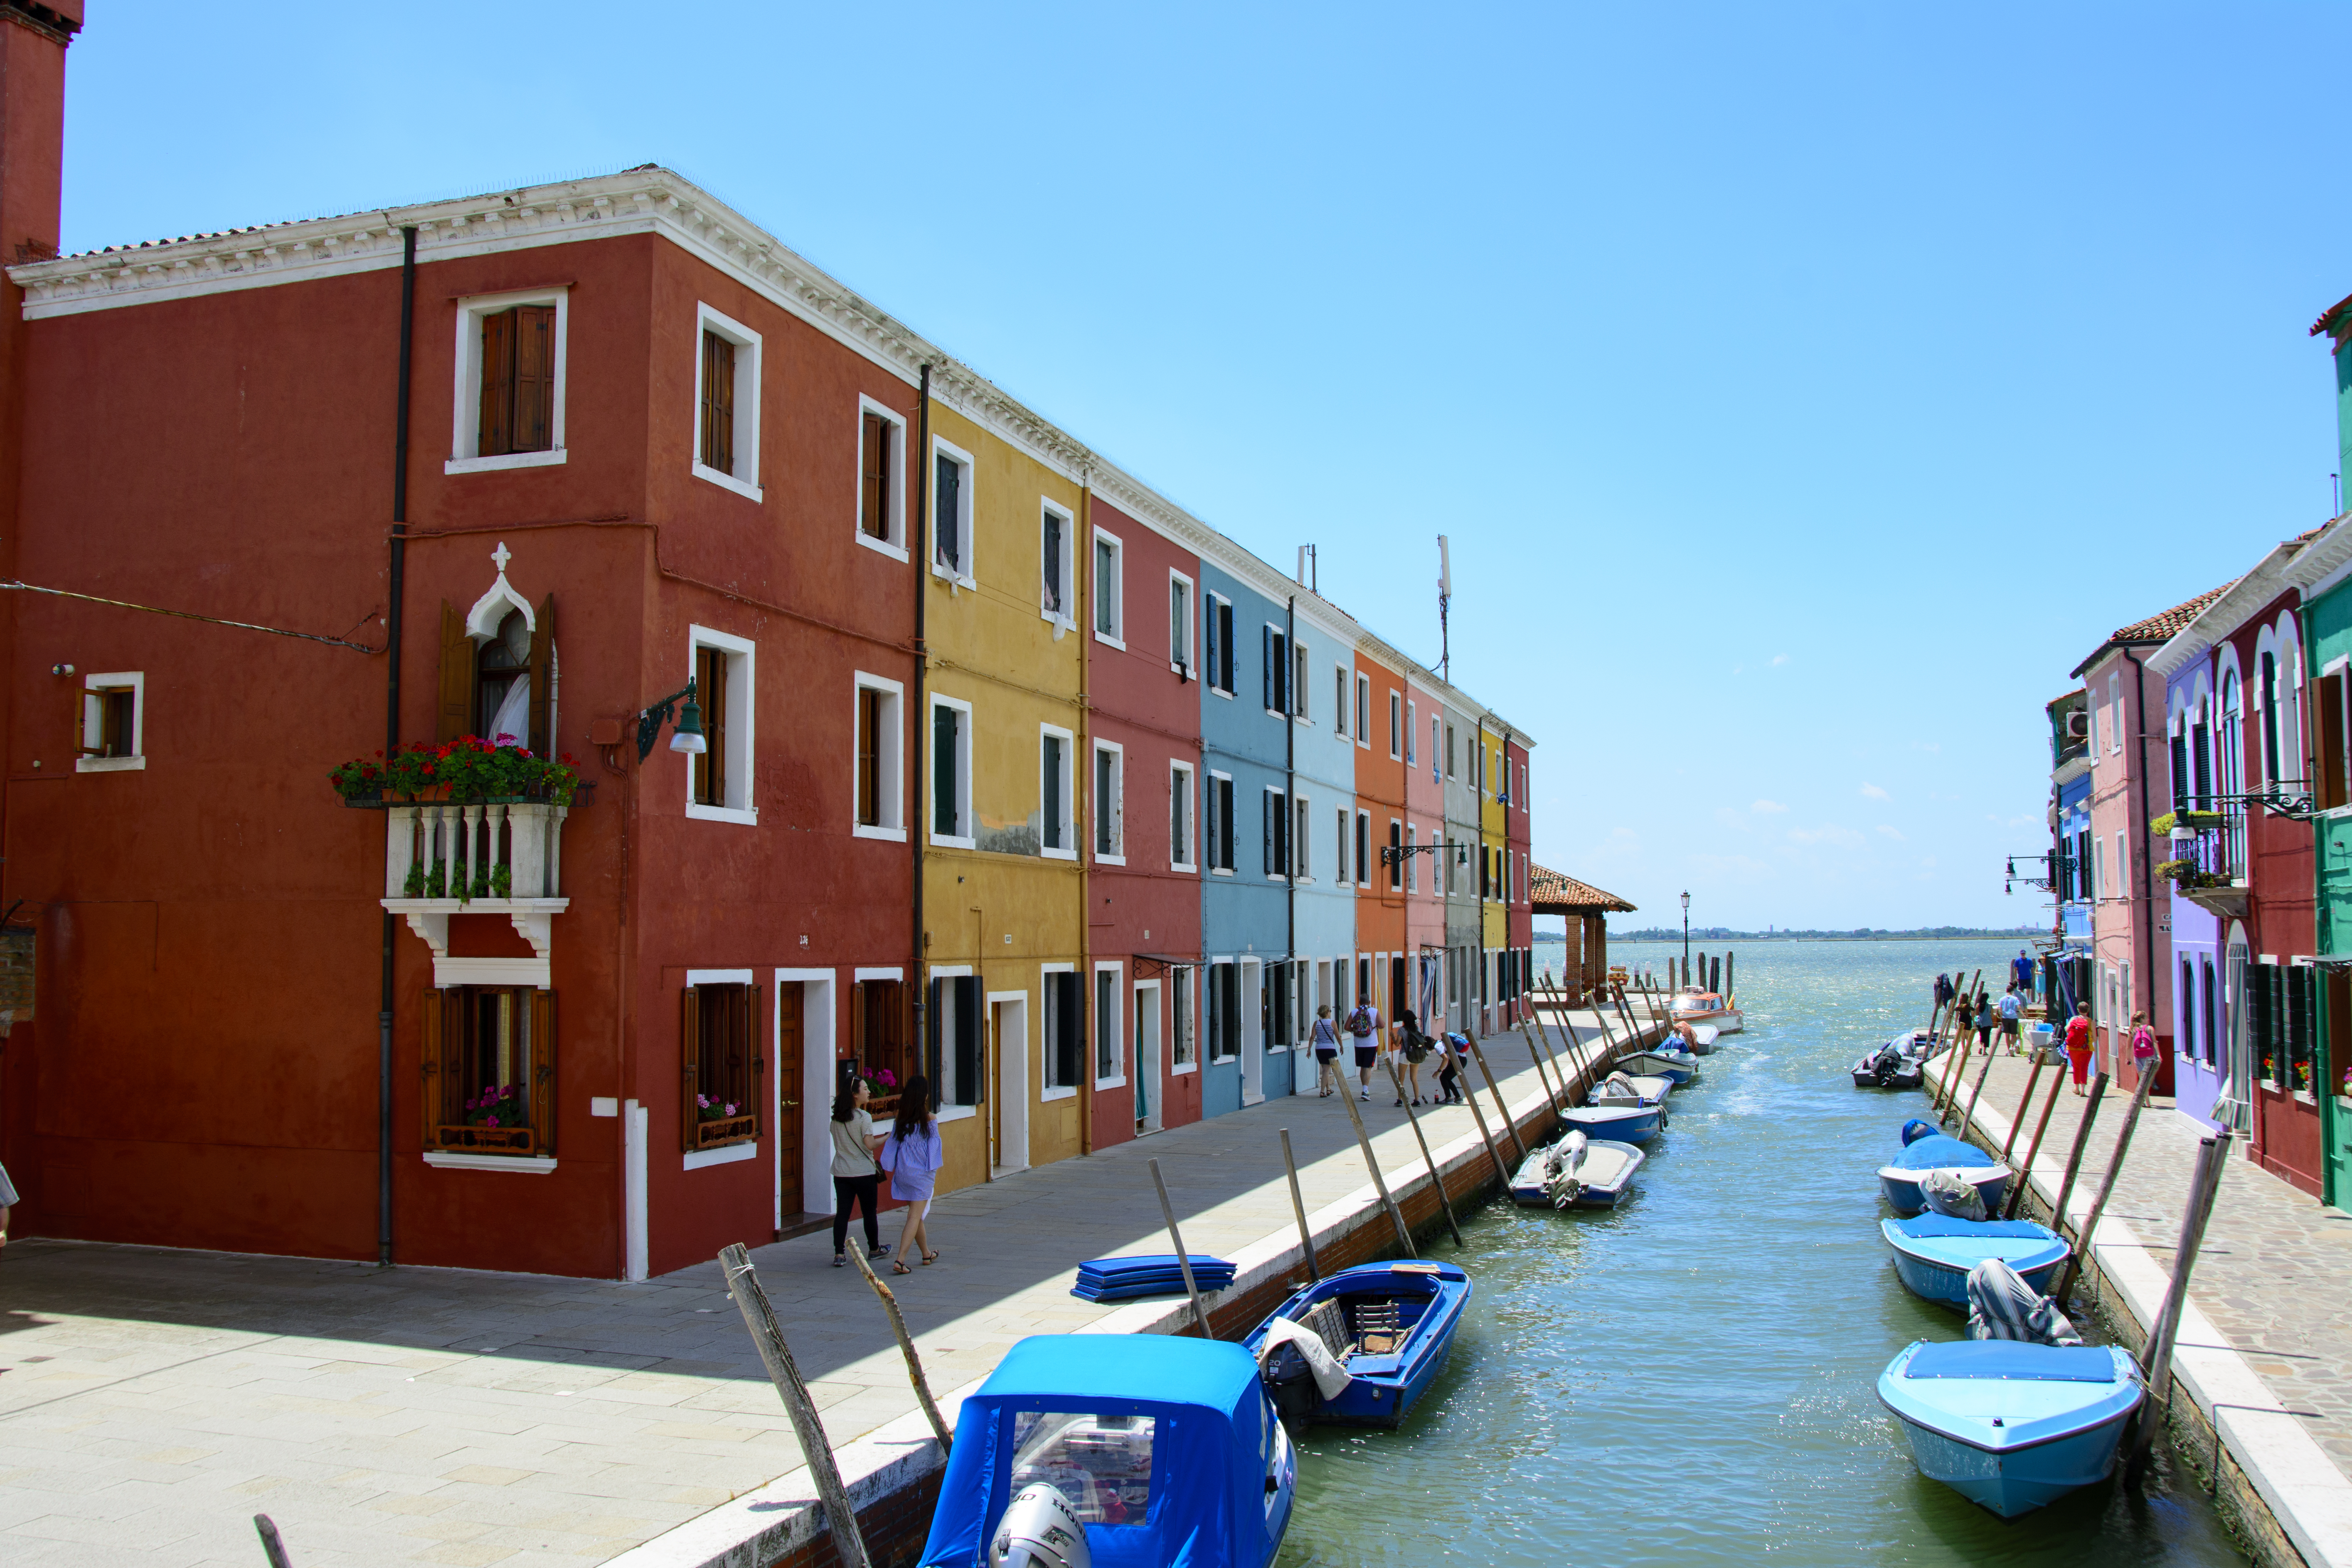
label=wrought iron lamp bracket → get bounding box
[636,676,699,762]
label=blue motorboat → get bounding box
[916,1334,1295,1568]
[1879,1131,2008,1216]
[1877,1340,2143,1517]
[1590,1070,1674,1106]
[1243,1259,1470,1430]
[1880,1216,2069,1307]
[1617,1049,1697,1086]
[1559,1101,1664,1143]
[1509,1134,1644,1208]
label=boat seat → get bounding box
[1352,1300,1402,1355]
[1300,1300,1352,1364]
[1904,1342,2121,1382]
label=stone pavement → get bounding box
[1939,1051,2352,1478]
[0,1005,1628,1568]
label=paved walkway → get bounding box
[1939,1051,2352,1478]
[0,1005,1632,1568]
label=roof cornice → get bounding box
[2147,537,2315,677]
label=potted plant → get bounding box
[465,1084,524,1129]
[331,755,387,804]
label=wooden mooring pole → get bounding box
[2051,1064,2157,1306]
[719,1243,875,1568]
[1517,1016,1567,1113]
[1997,1055,2046,1167]
[1335,1069,1417,1257]
[2041,1070,2108,1258]
[846,1238,953,1453]
[1467,1035,1527,1161]
[2123,1130,2234,1487]
[2002,1060,2069,1218]
[1460,1068,1513,1186]
[254,1516,294,1568]
[1279,1128,1321,1281]
[1148,1157,1216,1338]
[1388,1059,1464,1247]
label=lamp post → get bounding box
[1680,891,1691,976]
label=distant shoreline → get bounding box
[1536,933,2037,945]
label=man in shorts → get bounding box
[1345,999,1384,1102]
[1996,986,2023,1053]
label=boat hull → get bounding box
[1878,1165,2009,1217]
[1879,1219,2067,1306]
[1243,1261,1473,1431]
[1508,1138,1644,1208]
[1852,1055,1927,1090]
[1616,1051,1696,1085]
[1559,1103,1664,1144]
[1892,1406,2135,1517]
[1877,1341,2143,1519]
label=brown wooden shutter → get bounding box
[861,412,888,537]
[514,305,556,453]
[680,984,702,1151]
[530,989,557,1155]
[437,601,473,742]
[695,647,728,806]
[527,593,556,757]
[421,987,463,1146]
[748,983,765,1137]
[2319,672,2347,811]
[478,308,514,457]
[702,332,735,474]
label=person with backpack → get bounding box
[1345,997,1384,1102]
[1433,1029,1467,1105]
[2064,1003,2095,1095]
[2128,1009,2159,1086]
[1393,1007,1431,1106]
[1309,1003,1343,1096]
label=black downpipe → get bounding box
[379,225,417,1268]
[911,366,931,1097]
[1285,596,1296,1048]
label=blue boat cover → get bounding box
[1904,1342,2121,1383]
[918,1335,1278,1568]
[1077,1255,1235,1281]
[1888,1216,2056,1241]
[1900,1118,1938,1145]
[1889,1134,1996,1171]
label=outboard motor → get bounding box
[1544,1130,1590,1209]
[1870,1043,1904,1087]
[1261,1341,1321,1431]
[1899,1117,1938,1147]
[1966,1258,2082,1347]
[991,1483,1091,1568]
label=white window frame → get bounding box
[1170,761,1197,874]
[930,435,976,588]
[448,286,569,475]
[855,395,909,560]
[1039,499,1076,628]
[1333,665,1349,738]
[77,671,145,773]
[928,964,979,1123]
[1391,692,1404,759]
[1040,961,1080,1101]
[1266,785,1290,884]
[1093,961,1126,1088]
[1357,809,1372,888]
[1293,641,1311,721]
[1091,525,1125,648]
[1040,722,1077,861]
[851,671,906,841]
[1093,739,1126,864]
[1294,790,1312,882]
[685,625,757,826]
[929,694,975,849]
[1356,674,1372,750]
[1168,569,1195,675]
[1405,822,1418,894]
[1264,623,1289,719]
[2108,674,2123,754]
[1206,591,1234,699]
[1208,768,1236,875]
[1170,965,1198,1075]
[690,302,763,502]
[1335,805,1350,885]
[1406,700,1417,765]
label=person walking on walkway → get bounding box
[2128,1009,2159,1087]
[1974,990,1995,1052]
[1345,997,1383,1101]
[881,1076,944,1273]
[1309,1004,1343,1096]
[829,1081,890,1268]
[1434,1029,1467,1104]
[1997,986,2023,1054]
[2064,1003,2095,1095]
[1393,1008,1430,1106]
[1953,988,1975,1047]
[2011,948,2034,996]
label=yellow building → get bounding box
[919,386,1091,1194]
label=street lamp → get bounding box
[1680,891,1691,977]
[635,676,708,761]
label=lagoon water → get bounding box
[1272,938,2246,1567]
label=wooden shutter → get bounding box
[955,976,981,1108]
[2320,672,2347,810]
[851,979,868,1073]
[701,331,735,474]
[1263,791,1274,874]
[857,688,881,825]
[926,977,944,1101]
[530,989,557,1155]
[861,412,890,537]
[1203,601,1218,689]
[421,987,463,1147]
[748,983,765,1136]
[695,647,727,806]
[438,601,473,742]
[527,593,556,758]
[478,308,515,457]
[515,305,556,453]
[1261,628,1274,710]
[680,984,702,1151]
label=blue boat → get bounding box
[1242,1259,1471,1429]
[1879,1132,2008,1216]
[1509,1135,1644,1208]
[1879,1216,2069,1307]
[916,1334,1295,1568]
[1877,1340,2143,1517]
[1617,1049,1697,1086]
[1559,1101,1664,1143]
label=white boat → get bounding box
[1509,1132,1644,1208]
[1671,989,1743,1035]
[1589,1071,1673,1106]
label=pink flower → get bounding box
[724,1103,737,1117]
[484,1115,500,1127]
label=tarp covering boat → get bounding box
[1070,1255,1236,1303]
[1966,1256,2083,1346]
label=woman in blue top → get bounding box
[882,1074,945,1274]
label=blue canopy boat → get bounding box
[1242,1259,1470,1430]
[1879,1131,2009,1216]
[1558,1101,1663,1143]
[1877,1340,2143,1517]
[1879,1216,2069,1306]
[916,1334,1295,1568]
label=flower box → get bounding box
[432,1123,538,1157]
[693,1113,758,1150]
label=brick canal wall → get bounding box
[610,1015,1657,1568]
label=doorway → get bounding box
[1135,980,1162,1135]
[989,993,1029,1174]
[1241,958,1265,1105]
[773,984,803,1222]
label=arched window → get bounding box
[2261,650,2280,787]
[2219,671,2243,796]
[478,608,531,746]
[2191,695,2212,808]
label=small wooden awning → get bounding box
[1529,865,1635,918]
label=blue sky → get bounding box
[54,4,2352,931]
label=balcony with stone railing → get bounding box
[381,801,571,981]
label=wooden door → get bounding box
[776,985,803,1218]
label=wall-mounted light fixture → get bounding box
[636,676,707,761]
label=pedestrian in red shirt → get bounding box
[2064,1003,2095,1095]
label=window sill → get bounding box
[856,531,910,563]
[1040,1085,1079,1103]
[1039,608,1074,630]
[692,461,765,503]
[1171,1061,1198,1076]
[937,1104,978,1123]
[931,565,976,591]
[687,802,759,827]
[446,448,567,475]
[1094,1075,1127,1090]
[424,1152,558,1174]
[685,1141,759,1170]
[1094,852,1126,867]
[853,823,909,842]
[931,833,975,851]
[1210,687,1233,701]
[1172,862,1198,876]
[1171,662,1193,679]
[75,756,145,773]
[1094,632,1127,652]
[1042,847,1078,862]
[1211,867,1234,878]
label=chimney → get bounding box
[0,2,78,269]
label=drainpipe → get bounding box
[2125,645,2157,1092]
[378,225,417,1270]
[1286,595,1296,1076]
[1078,482,1093,1156]
[911,366,931,1105]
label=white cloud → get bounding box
[1912,741,1941,754]
[1771,654,1790,666]
[1752,799,1788,814]
[1875,825,1907,841]
[1787,825,1865,847]
[1860,782,1891,800]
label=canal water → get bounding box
[1273,938,2248,1567]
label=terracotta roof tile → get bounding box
[1529,865,1636,914]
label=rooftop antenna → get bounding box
[1297,544,1317,593]
[1437,534,1451,683]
